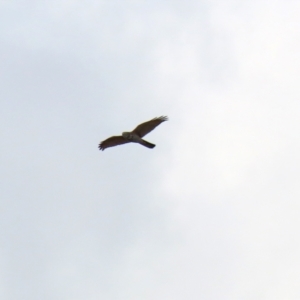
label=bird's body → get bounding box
[122,131,155,148]
[121,131,141,142]
[99,116,168,151]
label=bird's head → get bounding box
[122,132,131,139]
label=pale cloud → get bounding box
[159,1,300,299]
[1,1,300,299]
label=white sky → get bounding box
[1,1,300,299]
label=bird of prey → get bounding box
[98,116,168,151]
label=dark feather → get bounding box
[98,136,130,151]
[132,116,168,138]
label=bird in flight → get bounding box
[98,116,168,151]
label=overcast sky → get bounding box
[1,1,300,299]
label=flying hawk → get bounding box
[98,116,168,151]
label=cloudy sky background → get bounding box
[1,1,300,299]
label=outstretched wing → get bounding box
[98,136,130,151]
[131,116,168,138]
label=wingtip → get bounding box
[155,115,168,121]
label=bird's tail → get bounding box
[140,139,155,149]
